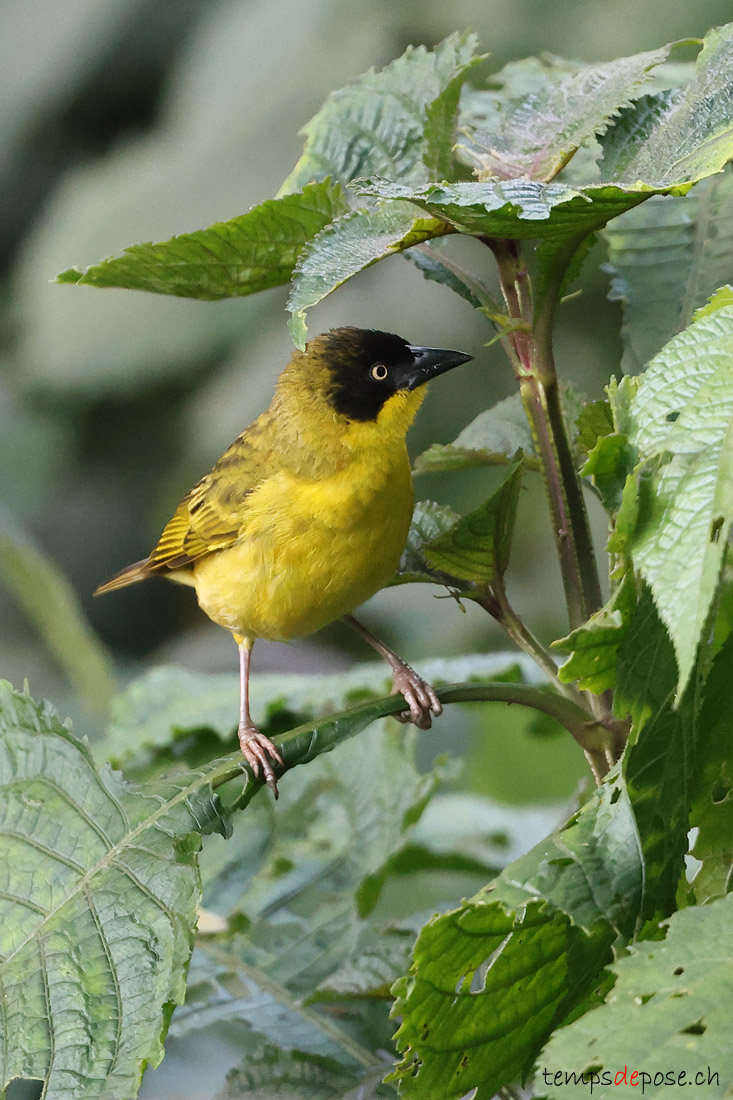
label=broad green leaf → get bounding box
[391,772,644,1099]
[357,177,649,244]
[413,393,538,474]
[0,681,229,1097]
[287,201,450,346]
[603,170,733,374]
[103,652,541,767]
[457,47,669,182]
[599,24,733,188]
[537,894,733,1098]
[626,289,733,696]
[554,572,637,694]
[56,181,348,299]
[279,33,480,194]
[422,458,524,584]
[0,507,116,712]
[689,633,733,903]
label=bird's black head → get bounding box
[315,327,472,422]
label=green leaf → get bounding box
[287,201,450,346]
[392,501,461,587]
[457,47,669,182]
[575,399,615,456]
[537,894,733,1098]
[391,773,644,1099]
[581,431,635,513]
[57,181,348,299]
[413,393,537,474]
[279,33,480,194]
[405,243,498,312]
[422,457,525,584]
[553,572,637,694]
[599,24,733,188]
[0,681,229,1097]
[603,169,733,374]
[689,633,733,903]
[0,507,116,712]
[626,289,733,696]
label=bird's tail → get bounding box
[94,558,151,596]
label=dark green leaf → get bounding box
[280,33,480,194]
[0,681,229,1096]
[57,181,348,299]
[391,774,644,1099]
[689,633,733,903]
[217,1041,395,1099]
[537,895,733,1098]
[575,398,614,455]
[392,500,461,587]
[413,393,537,474]
[287,201,450,346]
[457,47,669,182]
[581,432,635,513]
[603,169,733,374]
[626,288,733,695]
[423,457,524,584]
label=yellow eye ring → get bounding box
[370,363,388,381]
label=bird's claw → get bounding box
[391,664,442,730]
[238,725,284,798]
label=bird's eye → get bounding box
[370,363,388,381]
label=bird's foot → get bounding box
[238,724,284,798]
[391,663,442,730]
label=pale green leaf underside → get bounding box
[56,181,348,299]
[287,201,450,346]
[279,32,480,195]
[458,46,669,181]
[603,169,733,374]
[628,293,733,695]
[414,393,537,473]
[0,682,228,1098]
[538,894,733,1098]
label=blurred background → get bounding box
[1,0,729,804]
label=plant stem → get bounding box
[209,679,611,801]
[486,237,603,631]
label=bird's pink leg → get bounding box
[236,637,283,797]
[343,614,442,730]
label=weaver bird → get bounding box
[96,327,471,795]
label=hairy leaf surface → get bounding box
[57,182,348,299]
[537,895,733,1098]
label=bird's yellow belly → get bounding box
[192,461,414,642]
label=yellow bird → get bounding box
[96,327,471,795]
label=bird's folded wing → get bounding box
[148,428,270,572]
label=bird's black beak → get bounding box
[404,344,473,390]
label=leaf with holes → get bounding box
[626,288,733,696]
[391,771,644,1099]
[537,894,733,1097]
[56,181,348,299]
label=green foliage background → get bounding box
[2,2,733,1098]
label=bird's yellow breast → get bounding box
[192,436,415,642]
